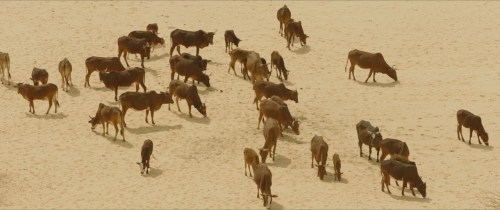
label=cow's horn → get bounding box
[208,73,212,76]
[89,115,93,119]
[214,29,218,33]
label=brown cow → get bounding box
[457,109,489,146]
[99,67,147,101]
[169,55,208,83]
[58,58,73,92]
[379,138,410,163]
[253,80,298,110]
[84,56,126,87]
[137,139,154,174]
[253,163,278,209]
[88,103,125,141]
[332,153,342,181]
[117,36,151,68]
[311,135,329,180]
[169,29,217,57]
[228,48,251,77]
[270,51,289,81]
[285,20,309,50]
[147,23,159,35]
[277,5,292,37]
[224,30,242,53]
[381,159,427,198]
[389,154,416,187]
[356,120,383,162]
[345,49,398,83]
[259,118,281,163]
[246,51,271,84]
[0,52,11,85]
[30,67,49,86]
[168,80,207,118]
[15,83,60,115]
[174,59,211,87]
[181,53,210,71]
[119,91,173,127]
[244,148,260,177]
[257,99,300,136]
[128,30,165,52]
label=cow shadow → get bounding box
[144,67,160,77]
[268,154,291,168]
[149,52,169,61]
[66,86,81,97]
[1,82,16,90]
[197,86,215,95]
[281,79,294,86]
[142,167,163,178]
[270,201,284,210]
[92,131,134,148]
[24,112,67,119]
[280,135,307,144]
[389,193,431,202]
[126,124,182,134]
[172,111,211,124]
[467,142,493,150]
[292,45,310,55]
[356,80,400,87]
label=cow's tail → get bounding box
[55,87,60,107]
[7,55,11,80]
[119,109,125,137]
[152,153,158,160]
[344,57,349,72]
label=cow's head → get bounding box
[480,132,489,146]
[14,83,28,98]
[367,129,383,149]
[386,66,398,81]
[262,193,278,210]
[283,69,289,81]
[290,90,298,103]
[417,182,426,198]
[201,59,209,71]
[144,45,151,60]
[200,73,211,87]
[98,70,107,82]
[291,118,301,135]
[259,147,270,163]
[204,29,217,45]
[157,37,165,46]
[195,102,207,117]
[161,91,174,104]
[88,115,98,130]
[315,163,328,180]
[136,161,148,174]
[300,34,309,45]
[233,38,242,47]
[111,57,126,71]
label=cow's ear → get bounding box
[136,162,141,165]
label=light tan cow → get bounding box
[58,58,73,92]
[0,52,11,85]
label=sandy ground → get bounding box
[1,1,500,209]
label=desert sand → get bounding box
[1,1,500,209]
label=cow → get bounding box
[128,30,165,52]
[173,59,211,87]
[98,67,147,101]
[58,58,73,92]
[14,83,59,115]
[0,52,11,85]
[30,67,49,86]
[389,154,416,187]
[244,148,260,177]
[84,56,126,87]
[253,80,298,110]
[379,138,410,163]
[356,120,383,162]
[170,54,209,83]
[310,135,329,180]
[117,36,151,68]
[224,30,242,53]
[137,139,153,174]
[169,29,217,57]
[332,153,342,181]
[345,49,398,83]
[227,48,251,77]
[168,80,207,118]
[285,20,308,50]
[246,51,271,84]
[252,163,278,209]
[257,99,300,136]
[277,5,292,37]
[181,53,210,70]
[146,23,159,35]
[457,109,489,146]
[259,118,281,163]
[88,103,125,141]
[270,51,289,81]
[119,90,174,127]
[381,159,427,198]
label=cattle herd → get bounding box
[0,4,492,209]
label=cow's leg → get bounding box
[365,69,374,83]
[279,123,284,137]
[122,107,128,127]
[146,158,150,174]
[176,97,181,112]
[184,76,188,83]
[171,70,176,81]
[106,123,110,135]
[101,123,105,136]
[61,77,65,92]
[245,161,248,176]
[287,35,292,50]
[256,185,260,198]
[373,72,377,82]
[169,45,176,58]
[477,132,483,145]
[176,46,181,55]
[409,182,416,196]
[368,146,373,160]
[272,142,276,161]
[311,153,314,168]
[257,111,264,129]
[395,180,399,186]
[291,35,295,47]
[46,97,53,115]
[135,83,139,92]
[114,88,118,101]
[379,151,388,164]
[225,40,228,53]
[468,129,473,145]
[401,179,407,196]
[140,82,146,93]
[195,47,199,56]
[151,110,155,125]
[359,141,363,157]
[113,123,118,141]
[145,110,150,123]
[457,124,462,140]
[376,149,380,162]
[29,100,34,114]
[123,51,130,67]
[188,103,192,118]
[140,56,145,68]
[349,64,356,80]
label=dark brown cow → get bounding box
[285,20,308,50]
[147,23,159,35]
[332,153,342,181]
[117,36,151,68]
[137,139,153,174]
[356,120,383,162]
[99,67,147,101]
[88,103,125,141]
[259,118,281,163]
[246,51,271,84]
[169,54,209,84]
[228,48,251,77]
[258,99,300,136]
[381,159,427,198]
[224,30,242,53]
[30,67,49,86]
[310,135,329,180]
[457,109,489,146]
[277,5,292,37]
[270,51,289,81]
[119,90,174,127]
[84,56,126,87]
[174,59,211,87]
[345,49,398,83]
[58,58,73,92]
[379,138,410,163]
[253,80,298,110]
[168,80,207,118]
[253,163,278,209]
[169,29,217,57]
[244,148,260,177]
[0,52,11,85]
[181,53,210,70]
[390,154,416,187]
[15,83,59,114]
[128,30,165,52]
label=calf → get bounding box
[246,51,271,84]
[381,159,427,198]
[379,138,410,163]
[345,49,398,83]
[128,30,165,52]
[137,139,154,174]
[117,36,151,68]
[457,109,489,146]
[0,52,11,85]
[147,23,158,35]
[253,80,298,110]
[253,163,278,209]
[174,59,211,87]
[31,67,49,86]
[88,103,125,141]
[84,56,125,87]
[168,80,207,118]
[258,99,300,136]
[244,148,260,177]
[270,51,289,81]
[119,90,174,127]
[15,83,59,114]
[99,67,147,101]
[58,58,73,92]
[224,30,242,53]
[277,5,292,37]
[285,20,309,50]
[310,135,329,180]
[356,120,383,162]
[227,48,251,77]
[259,118,281,163]
[332,153,342,181]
